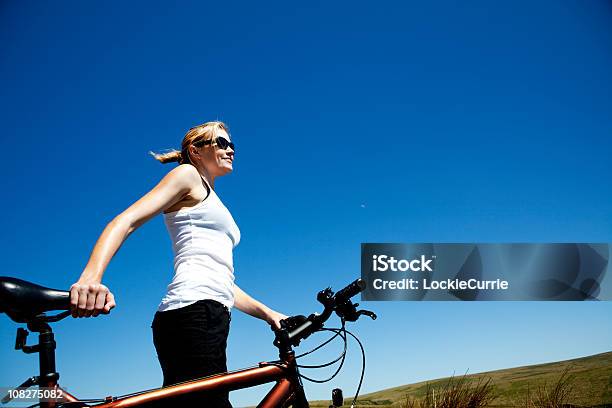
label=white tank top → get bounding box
[157,178,241,312]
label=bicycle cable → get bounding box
[295,318,346,364]
[342,328,366,408]
[295,320,345,359]
[296,333,346,368]
[56,398,108,407]
[294,324,366,408]
[297,327,347,383]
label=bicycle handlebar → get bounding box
[334,279,366,303]
[274,278,375,351]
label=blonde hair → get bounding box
[150,121,230,165]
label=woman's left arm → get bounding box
[233,285,288,330]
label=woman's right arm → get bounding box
[70,164,200,318]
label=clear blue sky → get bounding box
[1,1,611,406]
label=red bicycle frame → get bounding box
[45,352,308,408]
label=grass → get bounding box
[307,351,612,408]
[525,366,575,408]
[400,375,496,408]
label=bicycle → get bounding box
[0,277,376,408]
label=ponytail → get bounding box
[149,150,188,164]
[150,120,229,166]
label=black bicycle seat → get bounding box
[0,277,70,323]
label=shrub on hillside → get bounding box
[523,367,576,408]
[401,375,496,408]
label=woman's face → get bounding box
[192,129,234,177]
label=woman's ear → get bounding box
[189,145,200,160]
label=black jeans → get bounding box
[151,299,232,408]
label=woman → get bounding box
[69,121,286,407]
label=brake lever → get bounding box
[357,309,377,320]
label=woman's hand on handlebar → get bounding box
[266,310,289,331]
[69,280,116,318]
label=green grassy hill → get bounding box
[309,351,612,408]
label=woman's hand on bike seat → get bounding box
[69,280,116,318]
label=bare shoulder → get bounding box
[163,164,201,188]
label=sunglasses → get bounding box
[194,136,235,152]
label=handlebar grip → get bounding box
[334,278,366,301]
[288,320,314,341]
